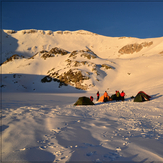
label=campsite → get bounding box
[74,91,152,106]
[1,29,163,162]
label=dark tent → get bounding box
[111,94,117,101]
[74,96,94,105]
[134,91,151,102]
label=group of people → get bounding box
[115,90,125,101]
[90,90,126,102]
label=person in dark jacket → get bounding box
[116,90,121,101]
[96,91,100,101]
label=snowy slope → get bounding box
[1,29,163,94]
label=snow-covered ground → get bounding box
[1,29,163,162]
[1,92,163,162]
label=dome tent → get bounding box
[134,91,151,102]
[98,95,112,102]
[111,94,117,101]
[74,96,94,105]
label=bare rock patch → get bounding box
[118,41,153,54]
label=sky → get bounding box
[1,1,163,38]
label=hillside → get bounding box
[1,29,163,94]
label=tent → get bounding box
[134,91,151,102]
[98,95,112,102]
[74,96,94,105]
[111,94,117,101]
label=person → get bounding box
[120,91,125,101]
[104,91,108,102]
[116,90,120,101]
[96,91,100,101]
[90,96,94,102]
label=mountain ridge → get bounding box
[2,29,163,62]
[1,29,163,93]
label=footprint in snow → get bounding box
[86,151,97,156]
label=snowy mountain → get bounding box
[1,29,163,94]
[1,29,163,163]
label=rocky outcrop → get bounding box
[1,45,113,91]
[69,49,98,59]
[48,69,89,90]
[41,52,55,60]
[41,47,69,60]
[49,47,69,55]
[160,51,163,54]
[101,64,114,69]
[28,47,70,60]
[41,48,114,90]
[6,30,16,34]
[5,29,98,36]
[118,41,153,54]
[2,54,24,64]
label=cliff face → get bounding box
[118,41,153,54]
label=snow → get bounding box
[1,29,163,162]
[2,92,163,162]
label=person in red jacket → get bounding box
[90,96,94,102]
[120,91,125,101]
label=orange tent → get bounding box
[98,95,112,102]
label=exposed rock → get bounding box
[65,59,72,66]
[29,53,39,59]
[48,69,89,90]
[69,49,98,60]
[81,61,88,65]
[41,52,55,60]
[92,65,99,75]
[41,76,53,83]
[118,36,132,39]
[40,50,48,53]
[63,31,72,34]
[81,52,97,59]
[73,61,81,67]
[26,29,37,34]
[22,30,26,34]
[46,30,53,35]
[29,47,69,60]
[160,51,163,54]
[101,64,114,69]
[118,41,153,54]
[41,75,68,88]
[56,31,63,34]
[6,30,16,34]
[141,41,153,47]
[75,30,97,36]
[49,47,69,55]
[38,30,45,35]
[66,59,96,69]
[69,50,78,59]
[2,54,24,64]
